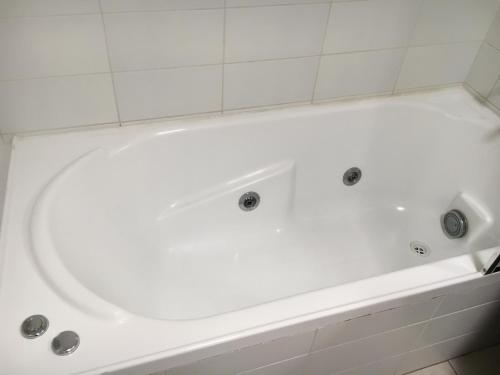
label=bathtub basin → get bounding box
[1,87,500,374]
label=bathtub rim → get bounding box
[0,87,500,374]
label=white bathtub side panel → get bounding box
[416,301,500,348]
[311,297,442,351]
[235,355,307,375]
[304,322,427,375]
[166,331,315,375]
[396,330,500,375]
[435,275,500,316]
[151,273,500,375]
[334,355,403,375]
[138,285,452,374]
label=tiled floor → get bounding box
[406,344,500,375]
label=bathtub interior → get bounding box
[32,98,500,320]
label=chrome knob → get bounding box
[52,331,80,356]
[21,315,49,339]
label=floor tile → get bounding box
[404,362,456,375]
[450,344,500,375]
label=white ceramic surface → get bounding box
[1,88,500,374]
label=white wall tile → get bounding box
[226,0,329,6]
[323,0,422,54]
[312,297,440,351]
[114,65,222,122]
[0,15,109,80]
[304,323,426,375]
[486,10,500,50]
[167,331,315,375]
[0,74,118,133]
[0,0,100,16]
[411,0,500,45]
[487,78,500,109]
[103,10,223,71]
[466,43,500,97]
[314,48,405,100]
[223,57,318,110]
[435,278,500,316]
[396,42,481,91]
[225,4,330,62]
[237,355,307,375]
[416,301,500,348]
[100,0,224,12]
[0,0,496,134]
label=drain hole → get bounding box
[343,167,362,186]
[239,192,260,212]
[409,241,430,257]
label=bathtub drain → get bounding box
[239,192,260,211]
[409,241,430,257]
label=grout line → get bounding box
[102,7,223,14]
[98,0,122,125]
[221,0,227,112]
[485,39,500,53]
[407,39,484,49]
[393,0,426,94]
[2,121,120,138]
[392,297,444,375]
[0,12,101,19]
[119,110,223,127]
[392,45,409,94]
[99,2,333,14]
[428,294,446,320]
[223,99,311,114]
[448,360,459,375]
[0,71,111,83]
[462,82,500,116]
[0,2,333,18]
[2,84,468,137]
[485,75,500,99]
[464,41,486,90]
[307,330,319,354]
[311,2,332,103]
[394,82,464,95]
[0,41,485,84]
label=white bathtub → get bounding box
[1,87,500,375]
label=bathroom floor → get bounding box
[406,344,500,375]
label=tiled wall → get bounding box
[0,0,499,134]
[141,274,500,375]
[466,7,500,112]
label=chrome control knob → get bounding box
[52,331,80,356]
[20,315,49,339]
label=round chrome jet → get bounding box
[441,209,468,239]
